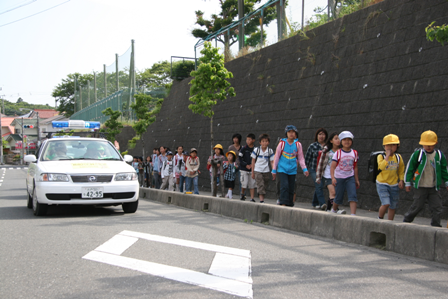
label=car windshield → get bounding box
[41,140,121,161]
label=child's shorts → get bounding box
[334,176,357,205]
[240,171,256,189]
[254,172,271,195]
[322,177,332,187]
[376,183,399,209]
[224,179,235,189]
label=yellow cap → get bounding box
[226,151,236,158]
[213,144,223,150]
[419,130,437,146]
[383,134,400,145]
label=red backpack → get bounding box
[334,149,358,168]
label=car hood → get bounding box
[39,160,135,174]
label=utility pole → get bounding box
[37,112,40,146]
[21,117,24,165]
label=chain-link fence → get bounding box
[72,40,136,122]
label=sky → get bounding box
[0,0,327,107]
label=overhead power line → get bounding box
[0,0,71,28]
[0,0,37,16]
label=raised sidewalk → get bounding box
[139,187,448,265]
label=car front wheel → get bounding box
[33,187,48,216]
[27,187,33,209]
[122,200,138,213]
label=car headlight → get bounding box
[115,172,137,181]
[40,173,69,182]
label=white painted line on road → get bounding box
[120,230,251,258]
[94,234,138,255]
[83,251,253,298]
[9,168,13,169]
[83,230,253,298]
[209,253,253,284]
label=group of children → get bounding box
[314,129,447,227]
[137,127,447,227]
[133,146,200,194]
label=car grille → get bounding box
[46,192,136,200]
[70,175,113,183]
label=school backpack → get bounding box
[278,139,301,159]
[334,149,359,168]
[367,151,400,183]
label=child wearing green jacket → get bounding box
[404,130,448,227]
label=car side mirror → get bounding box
[24,155,37,163]
[123,155,133,163]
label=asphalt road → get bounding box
[1,167,448,299]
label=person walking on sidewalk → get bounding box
[403,130,448,227]
[376,134,405,220]
[228,133,243,196]
[305,128,328,210]
[251,134,274,203]
[272,125,309,207]
[239,134,256,201]
[330,131,359,215]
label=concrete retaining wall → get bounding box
[121,0,448,219]
[139,187,448,265]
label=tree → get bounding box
[52,73,94,117]
[100,108,123,143]
[192,0,276,61]
[136,61,172,89]
[129,94,161,158]
[189,41,236,156]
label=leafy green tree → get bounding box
[100,108,123,143]
[52,73,94,117]
[426,22,448,46]
[192,0,276,61]
[136,61,172,89]
[189,42,236,155]
[129,94,162,158]
[1,98,51,116]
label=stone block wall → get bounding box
[119,0,448,218]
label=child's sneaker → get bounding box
[240,195,246,201]
[314,205,321,210]
[331,209,347,214]
[276,199,280,205]
[250,199,256,202]
[321,204,327,211]
[224,194,229,198]
[260,201,264,203]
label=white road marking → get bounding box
[83,251,252,298]
[120,230,251,258]
[209,253,253,284]
[83,230,253,298]
[94,234,138,255]
[9,168,13,169]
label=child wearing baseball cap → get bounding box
[376,134,405,220]
[403,130,448,227]
[330,131,359,215]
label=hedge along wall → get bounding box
[119,0,448,218]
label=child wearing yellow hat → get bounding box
[404,131,448,227]
[376,134,405,220]
[208,144,225,197]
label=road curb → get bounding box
[139,187,448,265]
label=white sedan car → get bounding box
[25,137,139,216]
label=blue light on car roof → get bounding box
[52,121,69,128]
[52,121,101,129]
[85,122,101,129]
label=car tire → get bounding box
[27,189,33,209]
[122,200,138,213]
[32,187,48,216]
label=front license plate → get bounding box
[82,187,104,198]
